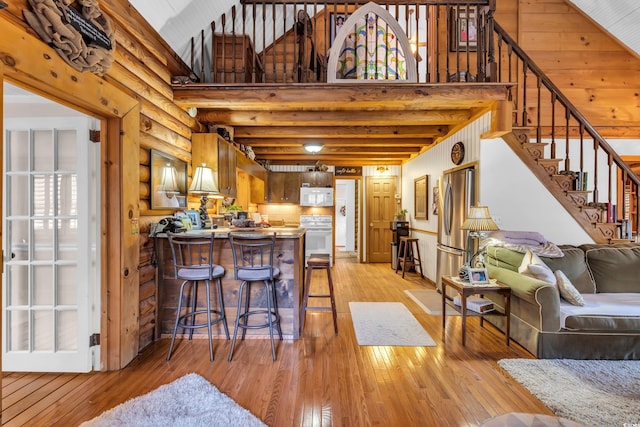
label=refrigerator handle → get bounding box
[443,182,453,235]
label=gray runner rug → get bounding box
[349,301,436,346]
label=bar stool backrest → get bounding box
[228,232,277,281]
[167,232,216,280]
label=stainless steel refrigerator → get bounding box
[436,166,476,294]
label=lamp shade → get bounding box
[461,206,499,232]
[159,163,179,194]
[189,163,219,194]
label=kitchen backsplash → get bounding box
[257,204,333,225]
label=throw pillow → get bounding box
[554,270,585,306]
[518,249,556,284]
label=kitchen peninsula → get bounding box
[155,227,306,339]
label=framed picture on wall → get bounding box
[449,7,477,51]
[330,13,346,45]
[414,175,428,220]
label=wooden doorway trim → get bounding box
[0,19,140,370]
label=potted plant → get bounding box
[396,209,408,221]
[224,204,243,221]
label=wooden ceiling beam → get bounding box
[239,137,432,146]
[234,125,447,138]
[197,109,471,126]
[173,83,512,111]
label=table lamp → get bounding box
[459,205,499,280]
[189,163,221,229]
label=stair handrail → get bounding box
[493,21,639,187]
[493,20,640,236]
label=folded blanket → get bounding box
[480,237,564,258]
[488,230,547,245]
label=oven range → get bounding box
[299,214,333,266]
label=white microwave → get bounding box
[300,187,334,206]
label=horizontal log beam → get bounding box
[197,109,471,126]
[234,125,447,138]
[173,84,512,111]
[241,137,432,146]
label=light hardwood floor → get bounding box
[2,258,552,426]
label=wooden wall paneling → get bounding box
[140,116,192,155]
[139,99,195,140]
[514,0,640,136]
[1,61,4,389]
[113,25,173,84]
[139,133,190,161]
[100,1,194,78]
[114,46,174,101]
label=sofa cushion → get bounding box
[580,244,640,293]
[541,246,596,294]
[518,250,556,284]
[554,270,584,306]
[560,293,640,330]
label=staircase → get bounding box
[492,22,640,244]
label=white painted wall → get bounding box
[399,114,640,283]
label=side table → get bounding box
[441,275,511,346]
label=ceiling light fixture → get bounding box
[304,143,323,153]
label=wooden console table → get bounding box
[441,275,511,346]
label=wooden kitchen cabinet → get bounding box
[268,171,300,203]
[300,171,334,187]
[217,138,237,197]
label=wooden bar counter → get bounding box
[155,227,306,339]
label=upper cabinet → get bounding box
[191,133,266,200]
[217,138,237,197]
[300,171,334,187]
[268,172,300,203]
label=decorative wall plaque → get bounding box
[23,0,115,76]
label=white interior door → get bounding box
[3,114,100,372]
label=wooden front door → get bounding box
[366,176,396,263]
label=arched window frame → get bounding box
[327,2,418,83]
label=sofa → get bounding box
[483,243,640,359]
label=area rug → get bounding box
[404,289,459,316]
[498,359,640,427]
[80,373,266,427]
[349,301,436,346]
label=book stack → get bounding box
[453,296,495,313]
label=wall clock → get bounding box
[451,141,465,165]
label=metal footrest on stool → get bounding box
[301,253,338,335]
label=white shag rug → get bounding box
[404,289,459,316]
[349,301,436,346]
[498,359,640,427]
[80,373,266,427]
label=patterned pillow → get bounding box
[518,249,556,284]
[554,270,585,306]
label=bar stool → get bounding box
[166,232,229,362]
[228,232,282,361]
[395,236,424,279]
[300,253,338,335]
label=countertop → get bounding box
[177,226,306,239]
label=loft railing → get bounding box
[187,1,495,84]
[492,21,640,239]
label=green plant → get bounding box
[397,209,408,216]
[225,204,243,211]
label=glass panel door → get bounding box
[3,110,99,372]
